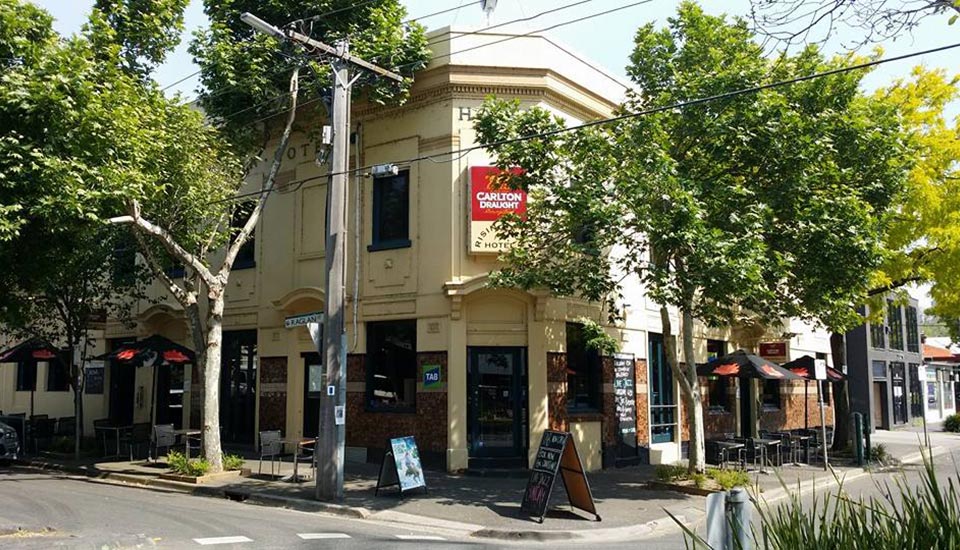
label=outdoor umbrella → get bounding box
[696,349,801,380]
[96,336,195,426]
[0,338,65,418]
[781,355,845,430]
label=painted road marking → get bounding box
[193,536,253,545]
[297,533,352,540]
[396,535,447,541]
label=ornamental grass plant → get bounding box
[677,453,960,549]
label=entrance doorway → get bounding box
[108,338,136,426]
[891,362,907,425]
[302,353,322,438]
[155,364,185,429]
[873,381,887,430]
[467,347,527,462]
[220,330,257,445]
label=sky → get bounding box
[28,0,957,307]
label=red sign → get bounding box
[31,349,56,360]
[470,166,526,221]
[759,342,787,359]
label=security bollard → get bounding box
[864,418,872,463]
[726,487,752,550]
[853,413,864,466]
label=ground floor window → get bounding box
[366,320,417,411]
[16,361,36,391]
[648,333,676,444]
[706,340,729,412]
[761,379,781,410]
[46,359,70,392]
[927,369,940,411]
[943,372,954,410]
[566,322,601,411]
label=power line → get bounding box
[423,0,598,46]
[217,40,960,205]
[405,2,479,24]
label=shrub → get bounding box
[944,413,960,433]
[707,468,751,490]
[655,463,690,482]
[222,453,245,471]
[167,451,210,477]
[691,473,707,489]
[870,443,889,464]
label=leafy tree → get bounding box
[749,0,960,47]
[474,2,910,473]
[0,222,145,458]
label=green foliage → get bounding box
[167,451,211,477]
[944,413,960,433]
[655,463,691,482]
[691,473,707,489]
[190,0,430,153]
[576,318,619,356]
[707,468,750,490]
[475,1,910,338]
[222,453,245,471]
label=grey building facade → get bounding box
[845,296,923,432]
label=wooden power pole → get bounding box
[239,13,402,501]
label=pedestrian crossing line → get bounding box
[193,536,254,545]
[395,535,447,541]
[297,533,352,540]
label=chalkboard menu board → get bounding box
[520,430,600,523]
[84,362,104,394]
[375,435,427,497]
[613,353,637,459]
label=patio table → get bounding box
[791,433,813,464]
[280,438,316,483]
[754,438,782,469]
[95,425,132,459]
[713,440,745,469]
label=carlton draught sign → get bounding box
[469,166,527,254]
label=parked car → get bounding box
[0,420,20,461]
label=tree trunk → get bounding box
[829,332,851,452]
[659,306,706,474]
[681,307,706,473]
[202,290,225,472]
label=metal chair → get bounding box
[258,430,282,476]
[30,417,56,453]
[151,424,177,461]
[56,416,76,438]
[121,423,152,460]
[295,438,318,482]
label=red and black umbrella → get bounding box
[781,355,846,381]
[0,338,67,417]
[696,349,801,380]
[98,335,195,366]
[95,335,195,427]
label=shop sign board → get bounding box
[520,430,600,523]
[612,353,638,460]
[422,364,441,389]
[468,166,527,254]
[375,435,427,496]
[759,341,788,363]
[84,360,104,394]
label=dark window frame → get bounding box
[365,320,418,413]
[565,322,602,412]
[230,202,256,270]
[649,333,677,444]
[46,358,70,392]
[368,170,411,251]
[888,300,904,351]
[16,361,36,392]
[761,378,781,410]
[706,339,730,412]
[906,306,920,353]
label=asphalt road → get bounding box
[0,466,686,549]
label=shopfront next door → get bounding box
[467,347,527,460]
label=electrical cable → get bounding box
[215,40,960,205]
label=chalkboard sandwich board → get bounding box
[375,435,428,497]
[520,430,600,523]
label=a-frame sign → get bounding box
[520,430,600,523]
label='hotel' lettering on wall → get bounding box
[468,166,527,254]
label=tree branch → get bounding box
[130,227,193,308]
[125,200,218,286]
[221,67,301,278]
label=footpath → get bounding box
[14,429,960,543]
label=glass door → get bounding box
[468,347,527,458]
[220,330,257,444]
[891,362,907,425]
[302,353,323,438]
